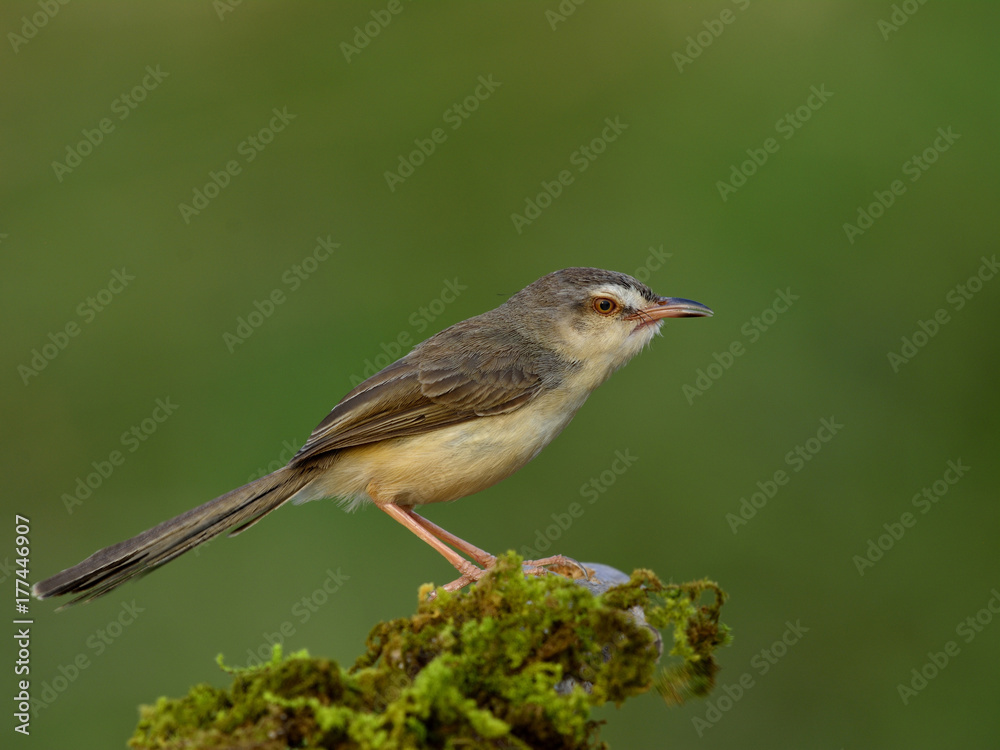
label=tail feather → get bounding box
[33,467,310,607]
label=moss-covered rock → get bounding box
[130,553,730,749]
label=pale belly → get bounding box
[292,387,588,508]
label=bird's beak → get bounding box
[630,296,714,321]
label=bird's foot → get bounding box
[434,558,489,595]
[441,555,594,591]
[437,549,498,593]
[434,554,593,597]
[522,554,594,581]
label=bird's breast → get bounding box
[308,386,591,507]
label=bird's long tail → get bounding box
[33,467,312,607]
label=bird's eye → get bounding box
[593,297,619,315]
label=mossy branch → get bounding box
[129,553,730,750]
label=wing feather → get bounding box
[289,318,565,465]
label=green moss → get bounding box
[130,553,730,750]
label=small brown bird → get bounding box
[34,267,711,605]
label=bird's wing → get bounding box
[289,321,558,464]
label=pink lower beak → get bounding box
[633,296,713,321]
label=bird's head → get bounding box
[507,267,712,378]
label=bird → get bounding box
[33,267,711,606]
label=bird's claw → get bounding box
[429,554,594,599]
[521,554,594,581]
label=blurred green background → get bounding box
[3,2,998,747]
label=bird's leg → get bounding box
[377,496,586,592]
[406,515,589,582]
[377,503,486,589]
[402,508,497,568]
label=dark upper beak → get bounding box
[630,296,714,321]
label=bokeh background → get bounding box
[3,2,998,747]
